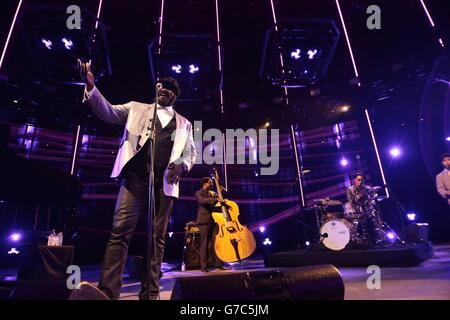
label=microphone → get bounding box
[154,83,163,103]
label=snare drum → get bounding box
[343,202,360,219]
[320,219,356,251]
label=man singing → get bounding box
[436,153,450,206]
[78,60,196,300]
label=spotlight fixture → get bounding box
[41,38,52,49]
[307,49,318,59]
[9,232,22,242]
[290,49,301,60]
[261,19,340,86]
[171,64,182,74]
[8,248,20,255]
[61,37,73,50]
[188,64,199,74]
[341,105,350,112]
[389,147,401,158]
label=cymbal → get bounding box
[300,169,311,175]
[313,198,343,206]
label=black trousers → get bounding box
[198,224,213,271]
[198,224,222,270]
[98,173,174,300]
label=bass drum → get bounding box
[320,219,354,251]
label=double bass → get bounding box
[211,168,256,263]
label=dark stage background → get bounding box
[0,0,449,264]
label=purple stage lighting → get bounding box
[365,109,390,198]
[9,232,22,242]
[263,238,272,246]
[290,49,301,60]
[335,0,360,86]
[340,158,348,167]
[0,0,23,70]
[446,136,450,142]
[390,147,401,158]
[407,213,416,221]
[259,226,266,233]
[171,64,182,74]
[387,232,395,240]
[420,0,435,27]
[41,38,52,49]
[188,64,199,74]
[95,0,104,30]
[62,38,73,50]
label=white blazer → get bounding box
[83,86,196,198]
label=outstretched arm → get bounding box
[78,59,131,125]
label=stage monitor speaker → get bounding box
[9,245,74,300]
[171,264,344,300]
[405,223,429,243]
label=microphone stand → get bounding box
[145,89,159,300]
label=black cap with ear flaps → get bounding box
[158,76,181,97]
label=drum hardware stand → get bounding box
[293,205,327,249]
[385,187,407,240]
[372,186,406,245]
[363,187,405,246]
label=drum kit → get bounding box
[313,186,399,251]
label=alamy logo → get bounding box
[189,121,280,176]
[366,5,381,30]
[66,5,81,30]
[66,265,81,289]
[366,265,381,289]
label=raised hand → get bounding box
[77,59,95,91]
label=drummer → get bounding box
[346,173,371,207]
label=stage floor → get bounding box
[1,244,449,300]
[114,244,450,300]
